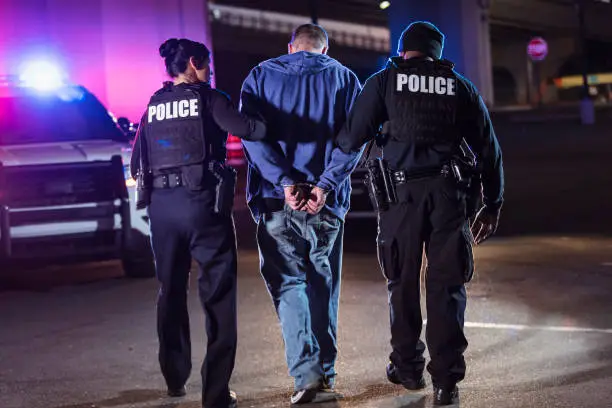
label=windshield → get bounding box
[0,86,126,145]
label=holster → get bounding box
[135,170,152,210]
[209,161,237,216]
[442,160,471,189]
[449,139,482,220]
[364,158,397,213]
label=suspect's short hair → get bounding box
[290,24,329,49]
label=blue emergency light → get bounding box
[18,60,66,91]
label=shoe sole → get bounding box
[291,388,318,404]
[316,389,344,403]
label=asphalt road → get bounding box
[1,231,611,408]
[1,112,612,408]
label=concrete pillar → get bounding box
[389,0,494,105]
[0,0,213,121]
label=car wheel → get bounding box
[121,230,156,278]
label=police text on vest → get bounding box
[396,74,456,96]
[148,99,199,123]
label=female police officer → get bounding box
[130,38,265,408]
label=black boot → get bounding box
[433,386,459,406]
[167,385,186,397]
[386,363,426,390]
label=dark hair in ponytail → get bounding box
[159,38,210,78]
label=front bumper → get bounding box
[0,157,136,262]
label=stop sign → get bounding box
[528,37,548,61]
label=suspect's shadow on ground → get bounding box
[336,383,430,407]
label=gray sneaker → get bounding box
[290,387,318,404]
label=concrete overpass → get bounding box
[210,0,612,106]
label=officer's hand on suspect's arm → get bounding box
[284,185,309,211]
[470,206,500,245]
[210,90,266,141]
[305,186,328,215]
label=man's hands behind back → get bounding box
[283,184,328,215]
[284,185,308,211]
[305,186,328,215]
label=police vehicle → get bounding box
[0,62,154,277]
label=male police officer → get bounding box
[131,38,265,408]
[336,22,504,405]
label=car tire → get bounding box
[121,230,156,279]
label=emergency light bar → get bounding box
[19,60,66,91]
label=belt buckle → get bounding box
[161,175,169,188]
[394,171,406,184]
[174,174,182,187]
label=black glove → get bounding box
[470,206,500,245]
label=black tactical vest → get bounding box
[386,58,459,147]
[145,83,208,172]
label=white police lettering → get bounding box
[397,74,456,96]
[189,99,198,116]
[397,74,408,91]
[409,75,419,92]
[147,98,199,123]
[178,100,190,117]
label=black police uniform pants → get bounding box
[148,187,237,408]
[377,177,474,390]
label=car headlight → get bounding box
[123,165,136,187]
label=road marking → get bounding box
[464,321,612,334]
[423,320,612,334]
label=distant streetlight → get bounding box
[380,1,391,10]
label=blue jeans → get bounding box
[257,206,344,390]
